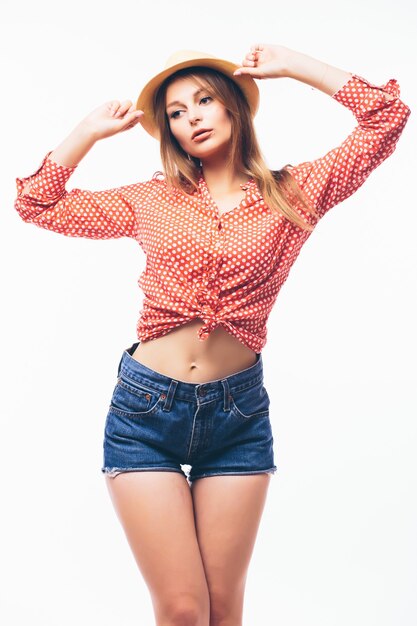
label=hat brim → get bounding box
[136,57,259,141]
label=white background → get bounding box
[1,0,416,624]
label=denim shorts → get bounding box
[101,341,277,484]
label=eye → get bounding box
[169,95,213,120]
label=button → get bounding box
[199,388,207,396]
[160,393,166,400]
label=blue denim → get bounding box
[101,341,277,484]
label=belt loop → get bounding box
[162,379,177,411]
[221,378,231,412]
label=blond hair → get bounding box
[153,67,319,232]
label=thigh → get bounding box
[191,474,272,622]
[105,471,210,622]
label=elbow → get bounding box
[391,99,411,131]
[376,103,411,159]
[14,195,45,224]
[391,102,412,143]
[401,101,412,125]
[14,198,33,223]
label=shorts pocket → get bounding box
[229,379,270,421]
[109,374,164,418]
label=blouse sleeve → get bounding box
[286,74,411,220]
[14,150,152,240]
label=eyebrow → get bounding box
[166,88,208,110]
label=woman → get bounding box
[15,44,410,626]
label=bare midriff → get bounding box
[131,318,258,383]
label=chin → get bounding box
[194,142,230,160]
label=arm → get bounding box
[15,99,147,239]
[234,44,411,219]
[285,71,410,219]
[20,121,97,198]
[234,43,354,96]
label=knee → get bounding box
[209,606,232,626]
[162,606,204,626]
[160,593,209,626]
[210,610,240,626]
[209,588,243,626]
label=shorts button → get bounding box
[199,388,207,396]
[160,393,166,399]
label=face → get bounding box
[165,76,232,160]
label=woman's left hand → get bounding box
[233,44,293,80]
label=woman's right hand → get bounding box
[80,100,145,141]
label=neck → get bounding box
[200,154,249,194]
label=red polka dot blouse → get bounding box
[15,74,411,353]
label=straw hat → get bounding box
[136,49,260,140]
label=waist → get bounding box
[119,335,264,393]
[131,319,260,383]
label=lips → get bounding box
[191,128,213,141]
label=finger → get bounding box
[244,53,257,64]
[135,110,145,126]
[108,100,121,115]
[234,44,264,76]
[233,66,263,78]
[113,99,133,118]
[121,110,144,127]
[245,48,262,64]
[121,110,144,131]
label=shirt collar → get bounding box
[197,170,262,202]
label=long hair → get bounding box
[153,67,319,232]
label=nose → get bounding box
[189,110,202,125]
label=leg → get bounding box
[105,471,210,626]
[191,473,272,626]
